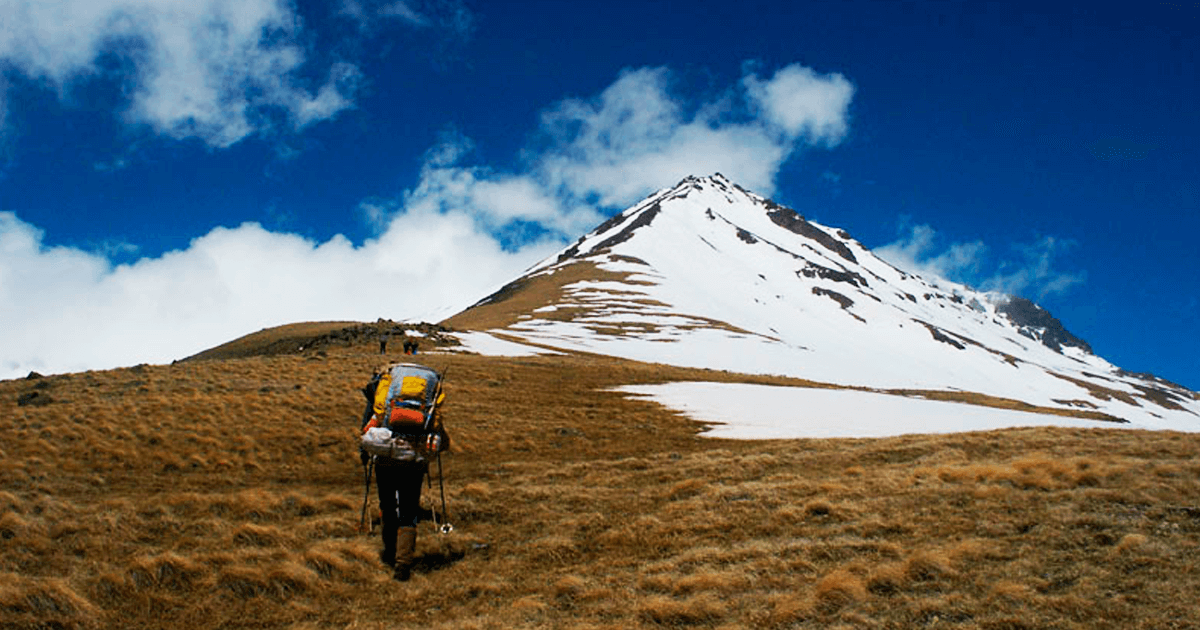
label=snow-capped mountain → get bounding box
[446,174,1198,428]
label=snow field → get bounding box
[615,382,1197,439]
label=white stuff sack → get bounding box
[361,427,421,462]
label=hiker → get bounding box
[379,331,389,354]
[359,364,451,581]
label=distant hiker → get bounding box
[359,363,451,581]
[379,332,389,354]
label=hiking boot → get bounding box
[394,564,412,581]
[393,526,417,581]
[379,524,397,567]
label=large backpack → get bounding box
[361,363,446,462]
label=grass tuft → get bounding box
[904,549,958,582]
[638,593,724,625]
[813,568,868,612]
[128,552,205,592]
[0,574,100,630]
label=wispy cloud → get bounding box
[0,0,469,148]
[0,61,854,379]
[876,223,1085,300]
[1088,137,1159,162]
[875,224,987,282]
[983,236,1086,298]
[0,76,9,153]
[340,0,475,38]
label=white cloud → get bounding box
[340,0,474,37]
[423,127,475,167]
[400,162,601,237]
[876,224,1084,300]
[378,1,428,27]
[534,64,853,209]
[743,64,854,146]
[0,0,367,147]
[982,236,1086,299]
[0,61,855,379]
[875,224,988,282]
[394,62,855,241]
[0,208,557,379]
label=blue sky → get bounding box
[1,0,1196,389]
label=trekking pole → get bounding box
[359,456,375,534]
[424,365,452,534]
[435,450,452,534]
[424,466,442,532]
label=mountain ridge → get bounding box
[446,174,1198,428]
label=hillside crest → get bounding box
[446,174,1198,426]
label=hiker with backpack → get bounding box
[359,363,451,581]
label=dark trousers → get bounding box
[376,460,427,534]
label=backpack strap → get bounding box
[372,370,393,427]
[423,367,448,433]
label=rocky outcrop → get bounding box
[997,296,1092,354]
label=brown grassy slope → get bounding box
[182,321,458,363]
[443,261,654,332]
[2,340,1200,629]
[181,321,364,361]
[443,260,754,340]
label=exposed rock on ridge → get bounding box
[445,174,1198,426]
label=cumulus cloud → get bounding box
[389,61,856,241]
[0,0,367,147]
[535,64,853,209]
[876,224,1085,300]
[0,208,557,378]
[743,64,854,145]
[402,164,601,239]
[0,61,856,379]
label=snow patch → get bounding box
[449,331,561,357]
[613,382,1200,439]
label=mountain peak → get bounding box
[446,176,1199,428]
[675,172,735,188]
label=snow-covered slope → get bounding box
[447,174,1198,430]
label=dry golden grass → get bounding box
[3,333,1200,629]
[443,260,759,341]
[443,261,622,331]
[182,321,364,361]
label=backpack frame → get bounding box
[361,363,445,462]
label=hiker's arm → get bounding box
[360,378,379,430]
[359,378,380,466]
[426,406,450,452]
